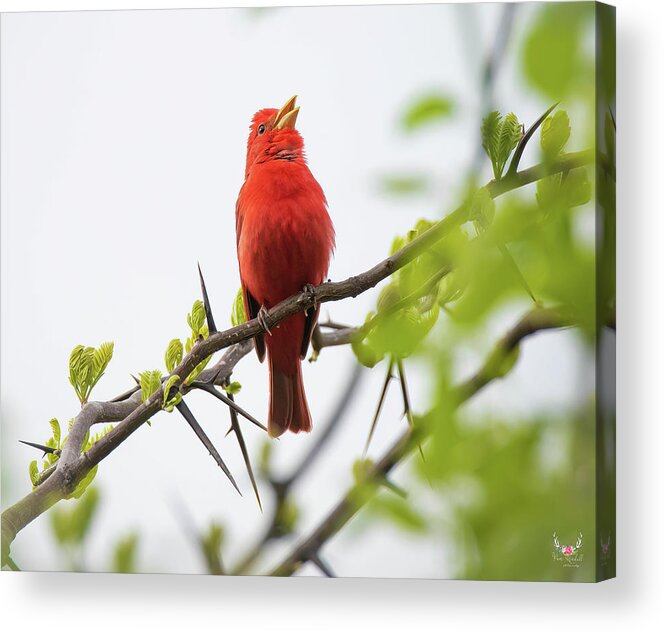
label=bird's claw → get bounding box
[302,283,318,309]
[258,305,273,335]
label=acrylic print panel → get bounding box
[0,2,615,581]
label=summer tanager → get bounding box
[235,96,335,438]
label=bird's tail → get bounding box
[266,317,312,438]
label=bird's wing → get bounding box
[236,195,266,362]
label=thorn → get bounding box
[226,388,262,511]
[191,382,267,432]
[175,400,240,495]
[379,476,408,499]
[498,243,539,305]
[363,357,394,455]
[225,425,234,438]
[396,359,431,485]
[309,552,336,578]
[198,262,218,335]
[506,102,559,176]
[130,374,140,385]
[19,440,60,457]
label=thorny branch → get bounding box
[1,150,593,568]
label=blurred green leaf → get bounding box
[521,3,593,100]
[200,522,225,574]
[112,532,139,574]
[380,175,428,196]
[67,464,99,499]
[29,460,39,487]
[541,110,571,160]
[402,94,454,131]
[275,499,300,536]
[51,486,100,545]
[368,493,427,533]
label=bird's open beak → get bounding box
[274,95,300,130]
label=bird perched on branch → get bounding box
[236,96,335,438]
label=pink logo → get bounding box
[552,532,584,567]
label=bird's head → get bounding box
[245,95,304,177]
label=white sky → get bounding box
[1,4,594,577]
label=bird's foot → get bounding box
[257,305,273,336]
[302,283,318,309]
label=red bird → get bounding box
[235,96,335,438]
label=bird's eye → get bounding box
[258,124,266,135]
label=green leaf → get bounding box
[380,175,428,196]
[164,338,184,373]
[352,458,375,484]
[389,235,407,257]
[68,342,114,404]
[202,522,224,556]
[139,370,163,402]
[437,273,464,307]
[562,168,591,207]
[92,342,114,385]
[482,111,522,180]
[376,284,401,312]
[54,486,100,538]
[537,168,590,211]
[481,111,501,172]
[352,313,385,368]
[541,110,571,159]
[275,499,300,535]
[497,113,523,175]
[222,381,242,395]
[183,354,212,386]
[68,465,99,499]
[187,300,206,337]
[49,418,61,449]
[112,532,139,574]
[68,345,91,403]
[521,3,593,100]
[162,375,182,412]
[402,94,454,131]
[231,287,247,327]
[29,460,39,487]
[468,187,496,231]
[258,439,273,477]
[369,494,427,533]
[536,174,562,210]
